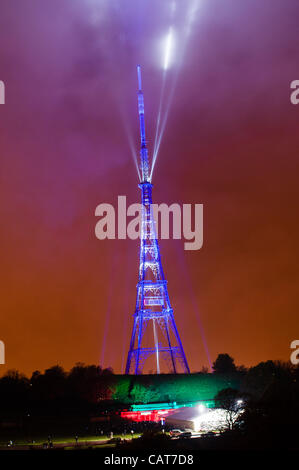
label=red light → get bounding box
[120,409,175,422]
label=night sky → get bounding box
[0,0,298,376]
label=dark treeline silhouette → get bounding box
[0,363,114,422]
[212,355,299,450]
[0,355,298,449]
[212,353,247,375]
[238,360,299,450]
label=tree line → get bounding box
[0,353,298,451]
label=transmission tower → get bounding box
[125,66,190,375]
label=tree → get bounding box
[212,354,237,374]
[0,370,30,418]
[68,363,114,403]
[215,388,244,430]
[236,365,248,374]
[198,366,209,374]
[242,360,292,398]
[237,364,299,449]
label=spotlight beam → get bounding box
[163,26,174,71]
[151,0,201,181]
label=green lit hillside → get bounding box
[110,373,241,405]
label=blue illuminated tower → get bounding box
[125,66,190,375]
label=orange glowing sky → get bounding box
[0,0,298,376]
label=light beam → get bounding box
[151,0,201,181]
[163,26,174,71]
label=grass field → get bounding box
[0,433,141,448]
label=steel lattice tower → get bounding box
[125,66,190,375]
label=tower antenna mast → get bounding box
[125,66,190,375]
[137,65,150,182]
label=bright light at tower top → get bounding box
[163,26,175,70]
[137,64,142,91]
